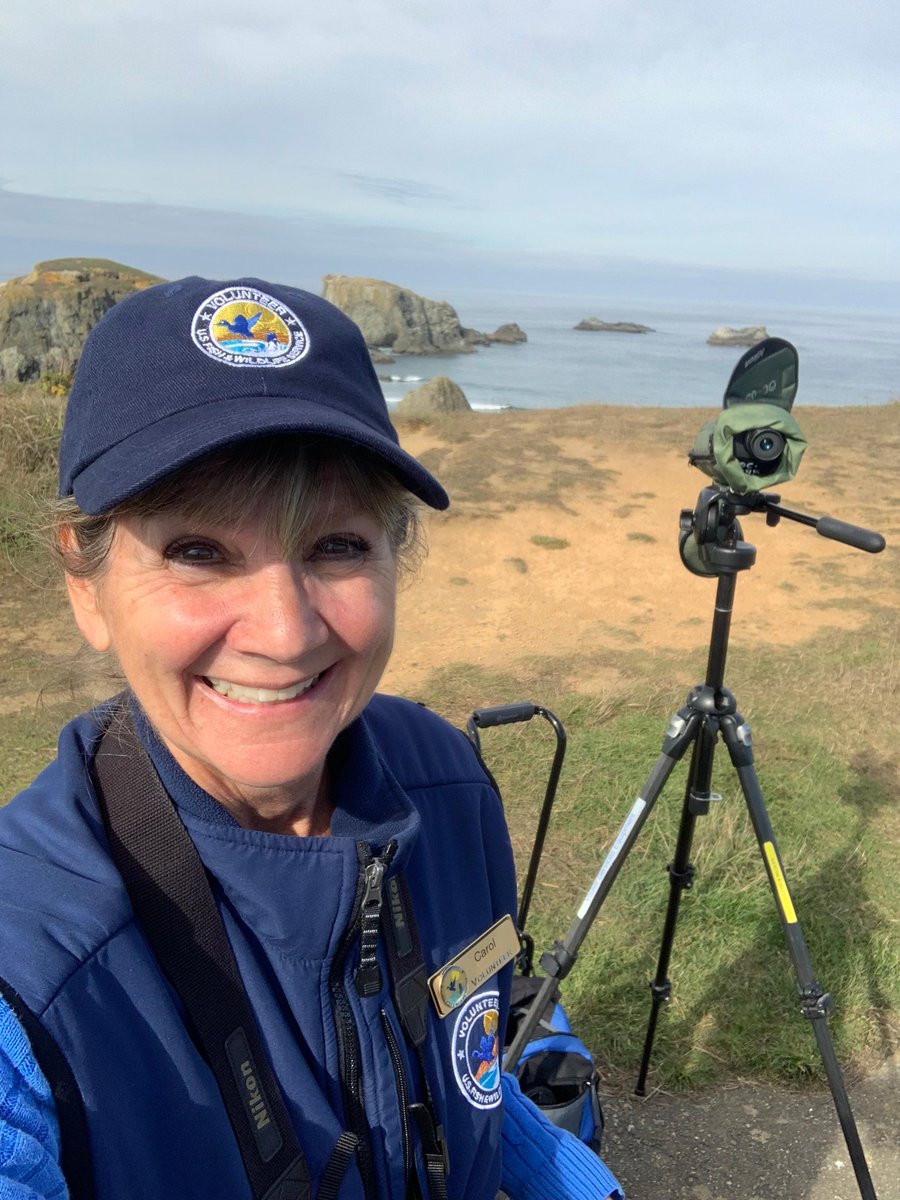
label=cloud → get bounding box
[340,173,473,208]
[2,1,899,279]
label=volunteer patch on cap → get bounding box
[191,285,310,368]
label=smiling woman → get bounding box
[0,276,622,1200]
[55,436,417,835]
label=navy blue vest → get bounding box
[0,695,517,1200]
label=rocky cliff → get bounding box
[322,275,483,355]
[0,258,162,385]
[321,276,525,355]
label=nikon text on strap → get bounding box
[93,711,313,1200]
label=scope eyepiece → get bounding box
[733,427,786,475]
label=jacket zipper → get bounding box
[380,1007,415,1194]
[329,840,396,1200]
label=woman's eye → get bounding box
[309,534,372,561]
[163,540,226,565]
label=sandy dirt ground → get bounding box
[383,407,898,699]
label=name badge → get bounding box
[428,915,519,1018]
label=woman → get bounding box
[0,276,623,1200]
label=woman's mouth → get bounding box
[202,673,323,704]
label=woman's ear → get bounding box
[59,526,113,652]
[65,573,112,652]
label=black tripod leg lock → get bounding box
[539,940,577,980]
[649,978,672,1004]
[667,861,696,890]
[662,709,701,759]
[799,984,833,1020]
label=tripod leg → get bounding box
[503,706,702,1073]
[635,713,719,1095]
[720,713,878,1200]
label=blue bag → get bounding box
[505,974,604,1151]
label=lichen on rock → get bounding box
[0,258,162,386]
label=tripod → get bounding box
[504,485,885,1200]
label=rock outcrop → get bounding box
[322,275,475,355]
[392,375,471,420]
[322,275,524,355]
[575,319,655,333]
[485,322,527,344]
[707,325,767,347]
[0,258,162,385]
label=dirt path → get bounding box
[600,1053,899,1199]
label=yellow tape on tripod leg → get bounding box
[763,841,798,925]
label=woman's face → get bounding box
[67,493,397,825]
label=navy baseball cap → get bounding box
[58,275,449,514]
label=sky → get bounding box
[2,0,899,306]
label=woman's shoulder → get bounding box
[365,692,459,732]
[0,707,133,1012]
[361,694,493,792]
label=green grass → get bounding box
[411,618,900,1090]
[530,535,569,550]
[0,386,65,575]
[34,257,162,279]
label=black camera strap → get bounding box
[92,705,450,1200]
[93,711,315,1200]
[381,873,449,1200]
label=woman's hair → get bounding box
[53,435,423,580]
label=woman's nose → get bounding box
[231,563,329,661]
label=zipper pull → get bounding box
[355,843,395,997]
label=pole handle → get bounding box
[470,703,537,727]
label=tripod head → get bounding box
[679,485,885,579]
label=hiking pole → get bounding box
[467,703,566,974]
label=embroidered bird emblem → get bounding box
[216,311,263,338]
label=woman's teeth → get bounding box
[205,675,321,704]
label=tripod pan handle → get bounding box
[816,517,885,553]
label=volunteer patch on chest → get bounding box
[451,990,502,1109]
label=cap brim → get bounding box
[70,394,449,514]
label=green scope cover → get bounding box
[690,403,807,494]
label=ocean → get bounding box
[378,293,900,412]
